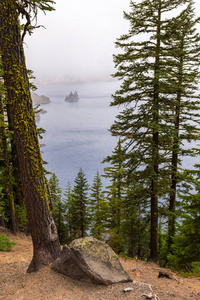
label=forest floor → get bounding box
[0,227,200,300]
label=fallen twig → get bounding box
[132,281,159,299]
[123,287,134,292]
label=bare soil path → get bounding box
[0,227,200,300]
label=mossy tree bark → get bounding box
[0,0,61,272]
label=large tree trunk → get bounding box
[149,1,161,264]
[0,0,61,272]
[0,216,5,228]
[168,37,183,254]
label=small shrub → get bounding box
[179,272,200,278]
[0,234,16,251]
[178,262,200,278]
[191,262,200,273]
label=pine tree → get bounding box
[63,182,74,243]
[121,181,150,259]
[111,0,192,262]
[48,173,66,244]
[89,171,107,240]
[161,1,200,253]
[168,170,200,270]
[71,168,89,238]
[103,139,126,253]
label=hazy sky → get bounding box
[24,0,200,84]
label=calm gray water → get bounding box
[36,80,198,191]
[36,81,120,190]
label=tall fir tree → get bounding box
[121,181,150,259]
[111,0,192,262]
[161,1,200,254]
[89,171,108,240]
[103,139,126,253]
[63,182,74,243]
[168,168,200,270]
[71,168,89,238]
[48,173,67,244]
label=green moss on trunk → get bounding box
[0,0,61,272]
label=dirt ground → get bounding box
[0,227,200,300]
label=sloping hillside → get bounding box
[0,228,200,300]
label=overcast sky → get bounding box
[24,0,200,85]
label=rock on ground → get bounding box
[51,237,132,285]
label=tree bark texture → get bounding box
[168,37,183,254]
[0,0,61,272]
[150,0,161,264]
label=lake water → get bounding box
[36,80,198,192]
[36,81,120,191]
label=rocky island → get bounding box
[31,92,51,105]
[31,92,51,121]
[65,91,79,102]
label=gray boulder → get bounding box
[51,237,132,285]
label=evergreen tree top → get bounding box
[16,0,55,39]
